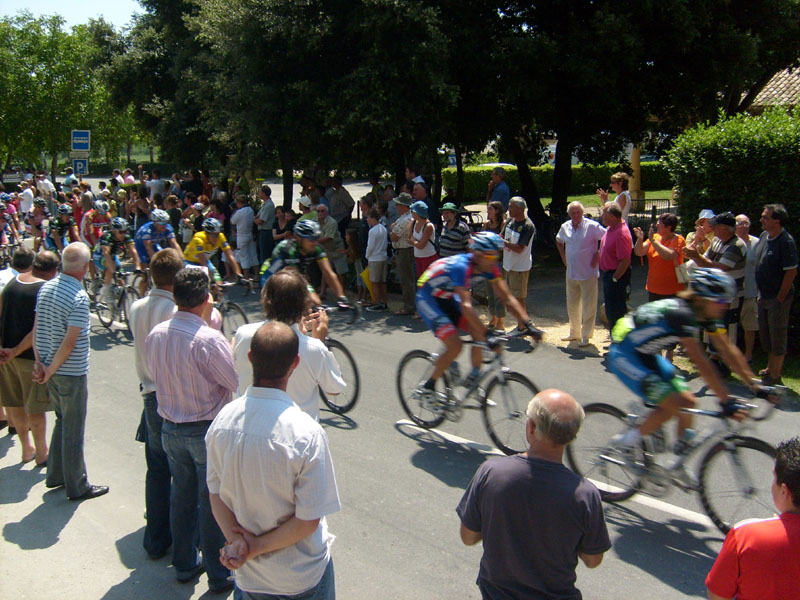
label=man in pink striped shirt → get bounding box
[145,268,238,594]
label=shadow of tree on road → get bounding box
[604,503,722,598]
[3,488,78,549]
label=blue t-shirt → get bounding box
[490,181,511,211]
[417,253,501,300]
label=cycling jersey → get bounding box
[608,298,725,404]
[80,210,110,243]
[259,239,327,285]
[48,217,76,239]
[417,254,502,341]
[183,231,230,264]
[134,221,176,262]
[26,208,51,229]
[93,230,134,258]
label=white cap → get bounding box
[697,209,715,221]
[298,195,312,208]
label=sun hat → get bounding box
[441,202,460,212]
[411,201,428,218]
[394,192,412,207]
[695,209,715,225]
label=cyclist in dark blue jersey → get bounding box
[608,268,770,456]
[415,231,542,399]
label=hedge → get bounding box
[663,108,800,235]
[442,161,671,201]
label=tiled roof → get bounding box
[750,67,800,108]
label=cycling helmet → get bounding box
[109,217,129,231]
[151,209,170,224]
[57,203,73,215]
[293,219,321,240]
[34,198,47,208]
[0,202,6,211]
[95,200,110,215]
[203,217,222,233]
[0,192,10,202]
[690,268,736,303]
[469,231,504,253]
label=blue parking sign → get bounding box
[71,130,91,152]
[73,159,89,175]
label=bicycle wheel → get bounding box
[320,338,360,414]
[130,271,149,296]
[482,372,539,455]
[396,350,447,428]
[220,301,248,337]
[95,286,117,329]
[565,403,644,502]
[83,274,99,303]
[699,436,776,534]
[122,286,141,338]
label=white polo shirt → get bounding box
[206,387,340,595]
[556,217,607,281]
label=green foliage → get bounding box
[663,108,800,234]
[443,162,670,201]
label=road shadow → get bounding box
[394,421,497,489]
[0,431,14,460]
[320,411,358,430]
[0,461,47,504]
[603,503,722,597]
[558,346,596,361]
[90,325,134,351]
[99,527,232,600]
[3,488,79,549]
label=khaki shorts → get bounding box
[740,297,758,331]
[368,261,388,283]
[0,358,53,413]
[504,269,530,299]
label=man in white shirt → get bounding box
[501,197,536,330]
[556,201,606,347]
[365,208,388,311]
[19,181,35,214]
[230,194,258,280]
[207,320,340,599]
[231,270,345,420]
[128,249,184,560]
[140,165,168,201]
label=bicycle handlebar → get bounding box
[313,303,360,325]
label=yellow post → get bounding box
[629,144,644,200]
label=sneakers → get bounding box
[366,303,388,312]
[609,434,646,474]
[461,370,481,390]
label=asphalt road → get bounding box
[2,267,799,600]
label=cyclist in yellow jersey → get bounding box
[183,218,241,282]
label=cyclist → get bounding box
[607,268,773,459]
[45,204,79,254]
[0,202,22,246]
[183,217,241,284]
[415,231,543,401]
[26,198,51,252]
[92,216,142,302]
[134,209,182,294]
[260,220,347,306]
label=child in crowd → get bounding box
[365,208,388,311]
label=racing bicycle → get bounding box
[215,281,249,337]
[396,331,539,455]
[315,303,361,415]
[95,269,142,338]
[565,388,791,534]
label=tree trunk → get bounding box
[504,132,544,224]
[280,154,293,210]
[737,71,775,114]
[4,150,13,173]
[127,141,133,165]
[149,145,154,163]
[430,151,442,207]
[51,153,59,186]
[454,141,465,206]
[551,135,574,215]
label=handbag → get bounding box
[675,259,691,284]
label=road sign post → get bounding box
[71,130,91,152]
[73,159,89,176]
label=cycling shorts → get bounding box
[184,259,222,282]
[44,234,68,252]
[135,240,163,264]
[416,286,468,341]
[93,254,121,272]
[607,339,690,405]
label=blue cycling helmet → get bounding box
[690,268,736,303]
[469,231,504,253]
[203,217,222,233]
[293,219,321,240]
[151,209,170,224]
[0,202,6,211]
[109,217,129,231]
[57,203,73,215]
[95,200,110,215]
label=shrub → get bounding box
[442,161,670,201]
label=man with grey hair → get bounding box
[501,196,536,329]
[33,243,109,500]
[457,388,610,599]
[486,167,510,211]
[557,201,606,347]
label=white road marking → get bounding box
[397,419,714,527]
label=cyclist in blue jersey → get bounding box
[415,231,543,400]
[608,268,774,459]
[134,209,182,293]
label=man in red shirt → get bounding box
[598,202,632,339]
[706,436,800,600]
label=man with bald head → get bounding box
[206,321,340,599]
[457,389,610,600]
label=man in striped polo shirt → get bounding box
[33,242,108,501]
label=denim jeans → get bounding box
[45,374,90,498]
[142,392,172,557]
[258,229,274,263]
[161,420,229,586]
[241,558,335,600]
[601,268,630,333]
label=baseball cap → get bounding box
[192,202,204,211]
[298,195,312,208]
[696,209,715,224]
[710,212,736,227]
